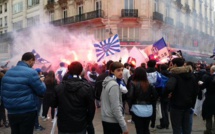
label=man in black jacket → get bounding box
[52,61,95,134]
[165,58,198,134]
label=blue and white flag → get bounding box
[32,49,50,64]
[151,37,169,59]
[94,34,121,62]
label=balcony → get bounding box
[176,21,183,29]
[121,9,138,17]
[58,0,67,9]
[51,9,104,26]
[153,12,163,22]
[175,0,183,9]
[46,1,55,12]
[165,17,174,25]
[74,0,83,5]
[184,4,191,14]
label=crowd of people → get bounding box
[0,51,215,134]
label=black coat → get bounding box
[52,78,95,133]
[201,74,215,119]
[165,66,199,110]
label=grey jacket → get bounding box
[101,76,127,132]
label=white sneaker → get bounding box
[127,119,132,123]
[150,128,156,132]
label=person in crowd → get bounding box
[156,64,170,129]
[55,62,67,82]
[42,70,57,122]
[94,60,113,107]
[0,71,9,128]
[127,67,158,134]
[200,65,215,134]
[140,63,146,69]
[34,68,46,131]
[87,66,99,86]
[1,52,46,134]
[123,63,130,85]
[101,62,128,134]
[165,58,198,134]
[146,60,159,131]
[51,61,95,134]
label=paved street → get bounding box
[0,108,207,134]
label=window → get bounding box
[0,5,2,14]
[0,18,2,27]
[63,10,67,19]
[95,0,102,10]
[13,21,23,30]
[4,16,7,26]
[27,15,40,27]
[154,0,158,12]
[13,2,23,14]
[50,12,54,21]
[125,0,134,9]
[4,3,7,12]
[28,0,39,7]
[166,6,170,17]
[0,44,8,53]
[94,28,105,41]
[118,27,139,41]
[78,5,83,14]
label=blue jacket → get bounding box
[1,61,46,114]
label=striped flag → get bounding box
[32,49,50,64]
[94,34,121,62]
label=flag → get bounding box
[151,37,169,60]
[31,49,50,64]
[94,34,121,62]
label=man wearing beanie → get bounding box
[51,61,95,134]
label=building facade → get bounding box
[0,0,215,61]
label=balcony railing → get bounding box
[121,9,138,17]
[51,9,104,26]
[46,1,55,11]
[176,21,183,29]
[176,0,183,9]
[153,12,163,22]
[165,17,174,25]
[184,4,191,14]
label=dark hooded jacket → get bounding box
[200,74,215,119]
[52,78,95,133]
[165,66,198,109]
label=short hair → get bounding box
[147,60,156,68]
[60,62,65,67]
[160,64,168,71]
[141,63,146,68]
[130,67,135,74]
[21,52,35,61]
[172,58,185,67]
[91,66,96,72]
[109,62,123,75]
[106,60,113,70]
[124,63,130,68]
[68,61,83,75]
[35,68,42,74]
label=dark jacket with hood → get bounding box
[52,77,95,133]
[165,66,198,110]
[200,73,215,119]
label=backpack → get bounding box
[147,72,169,89]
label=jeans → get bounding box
[35,97,42,127]
[102,121,122,134]
[8,111,37,134]
[132,113,151,134]
[170,108,191,134]
[205,115,215,134]
[150,102,156,128]
[87,122,95,134]
[159,101,169,128]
